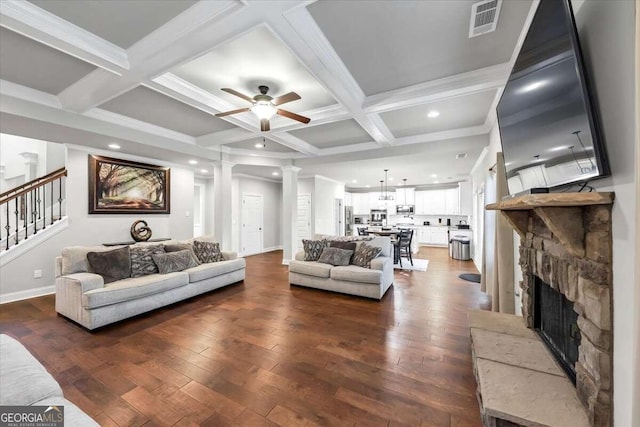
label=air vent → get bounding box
[469,0,502,38]
[456,153,468,159]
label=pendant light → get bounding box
[402,178,408,204]
[378,169,394,201]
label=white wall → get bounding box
[0,147,195,298]
[0,134,65,191]
[570,1,638,425]
[231,175,282,254]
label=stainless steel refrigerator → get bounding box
[345,206,353,236]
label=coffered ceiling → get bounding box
[0,0,537,187]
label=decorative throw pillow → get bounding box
[302,239,327,261]
[317,247,354,266]
[152,250,193,274]
[352,243,382,268]
[86,246,131,284]
[164,243,200,268]
[192,240,223,263]
[329,241,357,263]
[130,244,165,277]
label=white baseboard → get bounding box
[263,245,283,252]
[281,258,291,265]
[1,285,55,304]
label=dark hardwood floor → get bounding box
[0,247,489,426]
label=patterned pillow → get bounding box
[352,243,382,268]
[328,241,357,263]
[318,247,353,266]
[163,243,200,268]
[302,239,327,261]
[192,240,223,263]
[130,244,165,277]
[152,250,193,274]
[86,246,131,284]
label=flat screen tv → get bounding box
[496,0,609,195]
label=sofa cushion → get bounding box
[61,245,125,275]
[352,243,382,268]
[82,272,188,309]
[164,243,200,267]
[152,250,195,274]
[130,244,165,277]
[0,335,63,405]
[328,241,357,263]
[184,258,246,282]
[192,240,223,263]
[302,239,327,261]
[86,246,131,284]
[289,260,333,278]
[330,266,383,284]
[318,247,353,266]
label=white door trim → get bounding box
[297,193,312,250]
[241,192,263,256]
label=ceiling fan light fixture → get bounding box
[251,102,276,120]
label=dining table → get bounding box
[365,229,402,263]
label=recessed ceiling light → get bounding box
[427,110,440,118]
[365,185,371,188]
[250,153,257,156]
[189,160,198,165]
[108,143,120,149]
[549,145,570,152]
[434,180,440,184]
[431,174,437,178]
[351,179,357,183]
[255,142,266,148]
[389,177,394,181]
[272,171,279,176]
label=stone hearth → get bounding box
[478,192,614,427]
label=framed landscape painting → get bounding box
[88,155,170,214]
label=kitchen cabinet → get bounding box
[415,188,459,215]
[458,181,472,216]
[417,226,430,244]
[417,226,449,246]
[352,193,369,215]
[395,187,415,205]
[444,188,459,214]
[344,192,352,207]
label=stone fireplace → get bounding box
[471,192,614,427]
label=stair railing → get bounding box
[0,167,67,251]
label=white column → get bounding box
[213,161,234,250]
[281,165,301,264]
[19,152,38,182]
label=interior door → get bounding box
[241,194,263,256]
[296,194,311,251]
[193,183,204,237]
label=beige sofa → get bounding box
[0,334,99,426]
[289,235,394,300]
[55,238,245,330]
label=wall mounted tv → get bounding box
[496,0,610,195]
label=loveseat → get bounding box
[288,235,394,299]
[0,334,98,426]
[55,237,245,330]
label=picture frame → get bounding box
[88,155,170,214]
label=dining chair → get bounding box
[395,229,414,267]
[357,227,368,236]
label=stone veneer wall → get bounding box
[518,205,612,427]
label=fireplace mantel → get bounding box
[486,192,615,258]
[473,191,615,427]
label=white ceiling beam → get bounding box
[0,0,129,74]
[393,125,489,146]
[268,132,321,156]
[363,63,511,114]
[197,128,255,147]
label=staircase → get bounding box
[0,167,68,263]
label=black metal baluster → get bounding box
[14,198,19,245]
[58,177,63,222]
[37,187,42,221]
[5,200,11,250]
[50,181,54,224]
[24,191,29,240]
[32,189,37,235]
[41,185,46,230]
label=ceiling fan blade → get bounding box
[221,88,254,103]
[215,107,250,117]
[277,109,311,124]
[271,92,301,106]
[260,118,270,132]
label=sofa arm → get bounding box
[56,273,104,293]
[295,251,306,261]
[221,251,238,260]
[370,256,392,272]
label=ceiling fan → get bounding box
[215,85,310,132]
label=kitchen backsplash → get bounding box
[387,214,469,226]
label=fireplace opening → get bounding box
[533,275,581,384]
